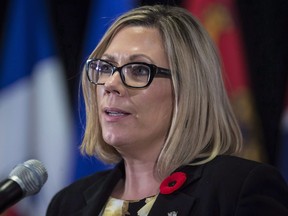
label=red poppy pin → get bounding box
[159,172,187,194]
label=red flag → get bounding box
[0,209,20,216]
[182,0,265,161]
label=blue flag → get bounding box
[74,0,137,180]
[0,0,74,215]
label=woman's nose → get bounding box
[103,72,125,95]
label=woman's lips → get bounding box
[103,108,131,121]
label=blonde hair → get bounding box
[81,5,242,178]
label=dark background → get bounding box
[0,0,287,166]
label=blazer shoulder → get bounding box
[200,155,288,185]
[205,155,288,214]
[205,155,277,175]
[46,168,114,215]
[178,155,288,215]
[60,168,112,194]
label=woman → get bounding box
[47,5,288,216]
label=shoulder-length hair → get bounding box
[81,5,242,178]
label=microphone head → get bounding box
[8,159,48,196]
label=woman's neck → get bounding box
[112,158,161,200]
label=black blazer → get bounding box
[46,156,288,215]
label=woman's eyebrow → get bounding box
[102,53,153,63]
[101,54,116,61]
[128,54,152,63]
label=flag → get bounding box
[73,0,137,180]
[0,0,74,215]
[182,0,265,162]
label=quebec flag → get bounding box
[0,0,74,215]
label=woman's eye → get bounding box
[131,66,149,76]
[99,63,111,73]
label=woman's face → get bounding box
[97,26,173,156]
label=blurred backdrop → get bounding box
[0,0,287,215]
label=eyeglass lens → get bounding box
[88,60,151,87]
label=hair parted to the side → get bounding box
[80,5,242,178]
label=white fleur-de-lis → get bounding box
[167,211,178,216]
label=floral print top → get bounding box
[102,195,158,216]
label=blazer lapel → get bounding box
[73,161,125,216]
[148,163,204,216]
[70,161,204,216]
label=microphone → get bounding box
[0,159,48,213]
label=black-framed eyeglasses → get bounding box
[86,58,171,88]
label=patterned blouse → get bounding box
[102,195,158,216]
